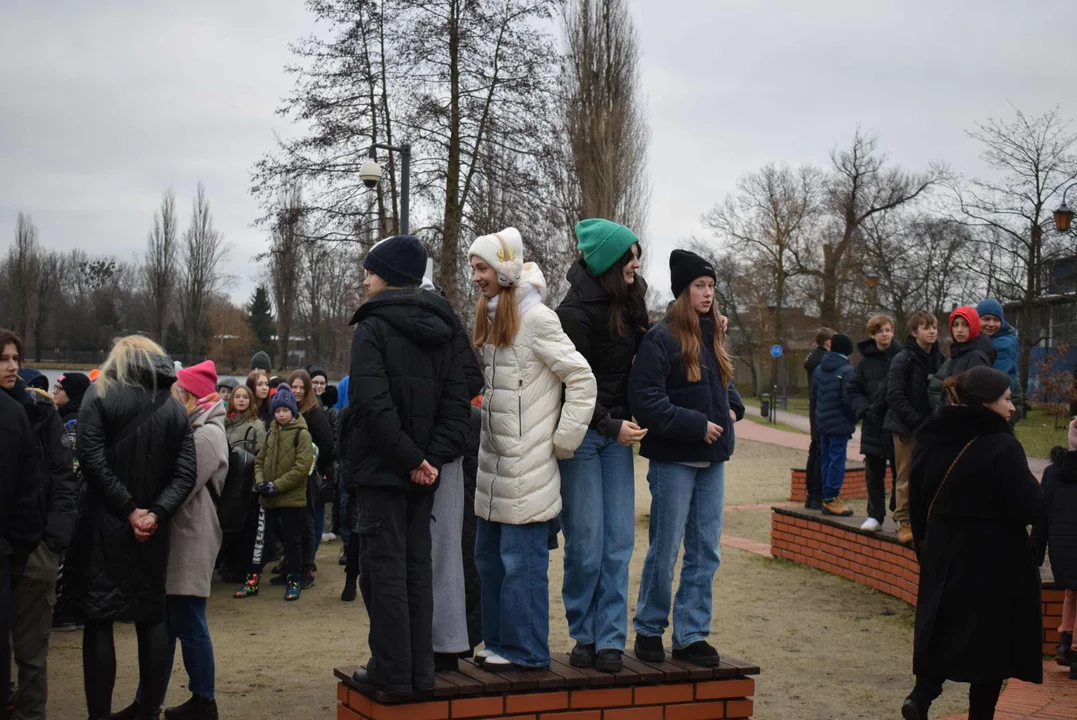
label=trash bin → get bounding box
[760,393,770,418]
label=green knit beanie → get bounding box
[574,218,640,276]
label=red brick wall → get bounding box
[790,467,883,502]
[771,510,1064,655]
[337,677,756,720]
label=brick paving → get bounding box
[940,661,1077,719]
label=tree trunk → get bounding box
[436,6,463,307]
[819,244,840,328]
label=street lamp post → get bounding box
[359,142,412,236]
[1055,183,1075,234]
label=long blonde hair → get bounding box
[95,335,167,398]
[667,293,735,385]
[473,287,521,348]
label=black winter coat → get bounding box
[557,260,647,439]
[66,355,198,623]
[629,315,745,464]
[884,337,944,436]
[4,380,78,556]
[302,403,335,479]
[804,346,827,432]
[927,334,997,411]
[1032,448,1077,590]
[0,387,42,563]
[849,339,901,457]
[810,352,868,437]
[909,405,1044,684]
[344,288,471,491]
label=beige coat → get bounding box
[165,400,229,597]
[475,263,597,525]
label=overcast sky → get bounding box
[2,0,1075,304]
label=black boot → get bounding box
[901,694,928,720]
[672,640,720,667]
[596,649,623,673]
[1057,631,1073,667]
[633,634,665,663]
[107,701,142,720]
[164,695,218,720]
[569,642,596,668]
[341,575,357,602]
[434,653,459,672]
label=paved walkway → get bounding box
[940,661,1077,719]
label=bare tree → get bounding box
[31,251,66,361]
[953,106,1077,396]
[560,0,650,231]
[813,129,943,327]
[262,185,304,368]
[144,189,179,343]
[178,183,231,363]
[7,212,40,341]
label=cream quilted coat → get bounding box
[476,264,597,525]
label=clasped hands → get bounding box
[127,508,159,542]
[409,460,438,486]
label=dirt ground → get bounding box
[44,439,970,719]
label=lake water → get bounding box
[35,368,248,389]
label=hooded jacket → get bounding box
[0,387,42,563]
[909,405,1043,684]
[884,336,944,436]
[556,258,648,439]
[257,413,313,508]
[849,338,901,457]
[927,333,997,410]
[629,314,745,464]
[66,354,198,623]
[475,264,597,525]
[804,346,827,431]
[1032,448,1077,590]
[166,399,229,597]
[810,351,868,438]
[345,287,472,492]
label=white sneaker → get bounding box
[321,532,336,543]
[860,517,882,532]
[481,652,513,668]
[475,648,494,663]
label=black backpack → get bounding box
[210,427,259,533]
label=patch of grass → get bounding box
[1014,405,1069,459]
[741,412,808,435]
[743,395,810,417]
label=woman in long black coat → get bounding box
[902,366,1044,720]
[67,336,197,720]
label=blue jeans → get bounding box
[634,460,725,650]
[558,429,635,651]
[475,518,550,667]
[137,595,214,701]
[820,435,849,501]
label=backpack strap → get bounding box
[108,390,171,450]
[927,437,978,524]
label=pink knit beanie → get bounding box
[176,360,218,400]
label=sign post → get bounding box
[769,345,783,424]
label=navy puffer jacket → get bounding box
[811,351,868,437]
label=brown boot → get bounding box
[897,522,914,545]
[822,497,853,517]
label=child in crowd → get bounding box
[1032,417,1077,679]
[885,311,944,545]
[976,298,1023,420]
[804,328,836,510]
[810,333,867,517]
[928,306,996,410]
[234,385,313,601]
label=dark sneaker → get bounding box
[233,573,260,599]
[434,653,459,672]
[901,695,927,720]
[163,694,218,720]
[106,701,143,720]
[672,640,720,667]
[285,574,301,601]
[1057,631,1073,666]
[596,649,623,673]
[633,634,665,663]
[569,642,596,668]
[301,573,315,589]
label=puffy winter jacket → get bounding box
[476,263,597,525]
[884,337,944,436]
[988,322,1024,417]
[1032,448,1077,590]
[556,259,647,440]
[0,388,42,562]
[804,346,827,432]
[848,339,900,457]
[345,287,472,491]
[811,352,868,438]
[166,400,228,597]
[257,413,313,509]
[629,315,745,464]
[927,333,997,410]
[66,354,198,623]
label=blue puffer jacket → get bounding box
[628,316,745,464]
[989,323,1019,391]
[811,351,868,437]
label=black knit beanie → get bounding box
[59,372,91,400]
[669,249,717,299]
[830,333,854,357]
[363,235,427,287]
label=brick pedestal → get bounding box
[789,466,882,502]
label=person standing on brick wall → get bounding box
[884,311,944,546]
[849,315,901,532]
[927,306,996,413]
[628,250,745,668]
[803,328,835,510]
[903,366,1043,720]
[1031,417,1077,680]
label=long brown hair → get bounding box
[227,385,258,422]
[288,369,319,414]
[598,244,648,337]
[246,369,269,410]
[473,286,522,348]
[667,293,734,385]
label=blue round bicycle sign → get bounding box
[770,344,783,358]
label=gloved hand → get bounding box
[256,481,278,497]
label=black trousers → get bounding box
[1,556,11,720]
[221,494,262,574]
[302,475,318,574]
[864,453,897,522]
[250,506,305,576]
[806,425,822,500]
[357,486,435,695]
[912,675,1003,720]
[83,619,169,718]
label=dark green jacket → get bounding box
[255,413,313,509]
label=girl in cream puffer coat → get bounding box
[469,227,597,671]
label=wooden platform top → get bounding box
[335,651,760,704]
[772,505,1057,588]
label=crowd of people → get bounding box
[2,218,1076,720]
